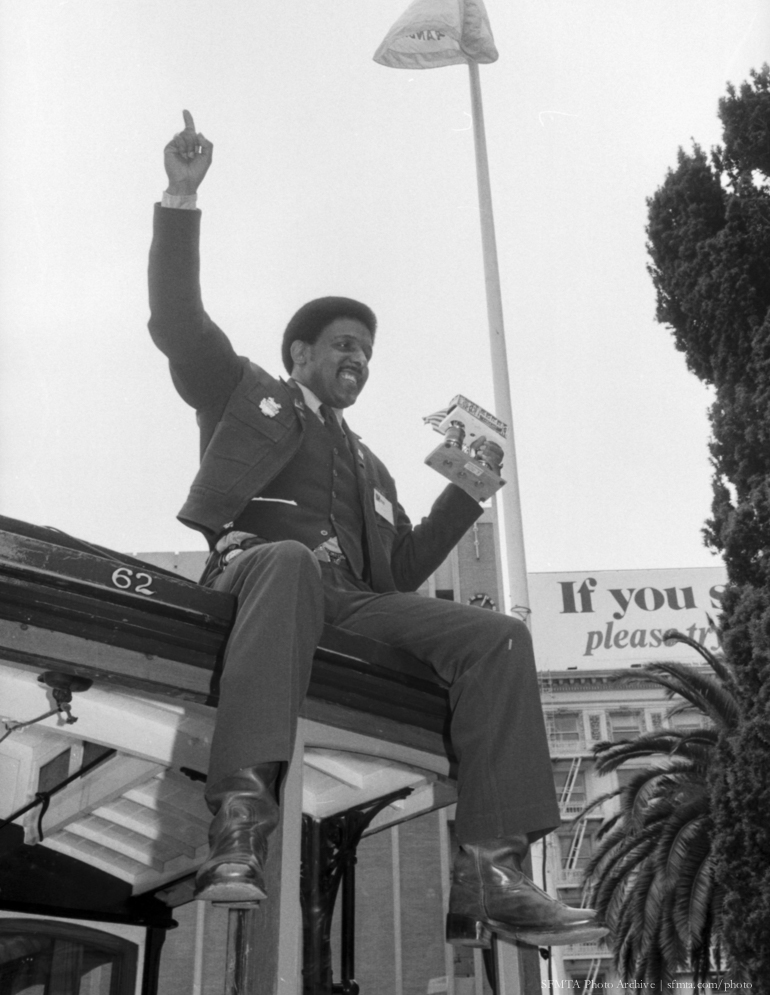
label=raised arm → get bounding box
[164,110,214,196]
[149,112,242,414]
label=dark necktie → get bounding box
[319,404,348,448]
[318,403,364,576]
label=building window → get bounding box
[434,589,454,601]
[607,710,643,742]
[38,750,71,794]
[553,761,587,811]
[557,820,600,872]
[565,958,608,973]
[81,742,112,771]
[546,712,583,747]
[668,710,706,732]
[37,743,112,796]
[0,919,137,995]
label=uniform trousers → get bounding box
[205,540,560,845]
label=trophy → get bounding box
[424,395,507,501]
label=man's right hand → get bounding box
[164,110,213,196]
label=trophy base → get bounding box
[425,442,505,502]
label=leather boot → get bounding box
[194,764,281,904]
[446,836,607,948]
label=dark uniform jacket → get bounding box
[148,204,483,594]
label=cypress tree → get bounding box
[646,65,770,985]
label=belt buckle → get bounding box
[312,544,348,567]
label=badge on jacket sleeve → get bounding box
[259,397,281,417]
[373,488,394,525]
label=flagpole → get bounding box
[468,59,543,995]
[467,60,529,619]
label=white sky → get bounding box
[1,0,767,574]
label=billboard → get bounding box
[528,566,727,672]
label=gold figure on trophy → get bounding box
[424,396,506,502]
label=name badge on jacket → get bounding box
[373,488,394,526]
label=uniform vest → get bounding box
[231,405,365,576]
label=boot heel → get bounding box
[446,913,492,948]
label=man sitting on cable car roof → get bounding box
[147,111,605,949]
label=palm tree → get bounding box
[579,630,741,989]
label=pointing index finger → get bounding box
[182,109,196,133]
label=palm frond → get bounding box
[577,652,734,986]
[616,661,739,729]
[593,731,704,770]
[687,854,717,947]
[658,877,687,982]
[644,661,739,728]
[663,811,709,887]
[663,628,736,688]
[568,788,620,821]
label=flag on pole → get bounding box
[373,0,498,69]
